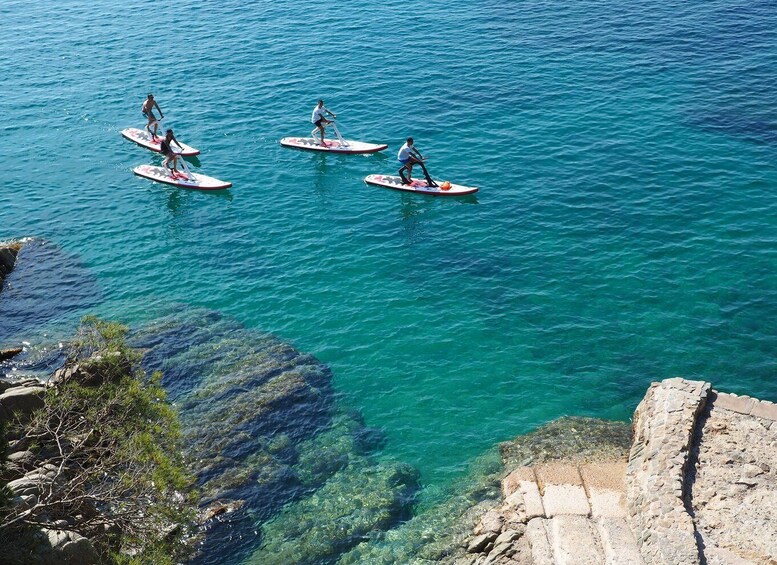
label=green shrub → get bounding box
[0,317,196,563]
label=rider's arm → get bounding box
[172,136,183,149]
[155,101,164,118]
[325,108,336,118]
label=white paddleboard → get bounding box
[280,137,387,154]
[364,174,478,196]
[133,165,231,190]
[121,128,200,156]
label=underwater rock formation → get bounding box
[132,309,420,563]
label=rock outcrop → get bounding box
[0,382,46,424]
[463,379,777,565]
[0,241,21,289]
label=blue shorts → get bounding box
[399,158,410,165]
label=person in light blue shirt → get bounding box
[397,137,437,186]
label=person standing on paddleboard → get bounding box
[142,94,164,141]
[398,138,437,187]
[311,100,336,146]
[160,129,184,178]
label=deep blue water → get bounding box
[2,0,777,561]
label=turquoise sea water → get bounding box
[3,0,777,558]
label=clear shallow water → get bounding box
[2,0,777,548]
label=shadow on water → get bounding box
[686,110,777,146]
[164,186,233,216]
[0,238,101,380]
[183,155,202,167]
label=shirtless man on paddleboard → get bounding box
[142,94,164,141]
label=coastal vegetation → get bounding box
[0,317,195,565]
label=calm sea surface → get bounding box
[2,0,777,560]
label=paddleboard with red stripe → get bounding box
[133,165,231,190]
[280,137,387,154]
[364,174,478,196]
[121,128,200,156]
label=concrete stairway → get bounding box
[467,461,644,565]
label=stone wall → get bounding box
[625,378,709,565]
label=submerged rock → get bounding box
[249,458,419,565]
[136,311,335,506]
[0,347,23,361]
[133,309,426,565]
[339,417,632,565]
[499,416,632,469]
[337,448,503,565]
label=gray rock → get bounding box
[8,477,44,497]
[45,528,70,549]
[467,532,498,553]
[7,450,36,469]
[11,493,38,510]
[742,464,763,479]
[475,510,505,535]
[493,528,522,546]
[13,378,42,388]
[37,528,101,565]
[60,535,101,564]
[0,385,46,423]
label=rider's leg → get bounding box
[398,164,410,184]
[318,123,326,145]
[163,156,173,176]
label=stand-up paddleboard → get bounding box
[281,137,388,154]
[121,128,200,156]
[364,174,478,196]
[133,165,231,190]
[280,120,387,154]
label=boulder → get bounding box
[0,386,46,423]
[199,499,246,524]
[8,477,46,497]
[37,528,101,565]
[0,243,20,281]
[51,355,129,387]
[0,347,23,361]
[7,450,37,471]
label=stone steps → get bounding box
[469,377,777,565]
[477,460,644,565]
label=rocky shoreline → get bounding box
[3,239,777,565]
[459,378,777,565]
